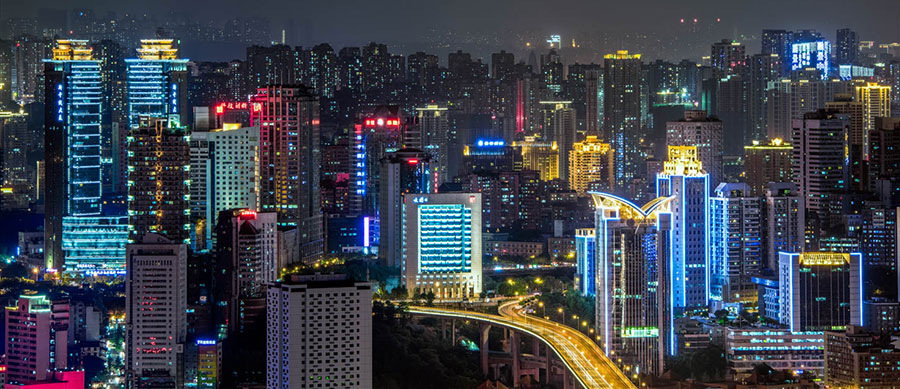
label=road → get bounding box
[408,299,636,389]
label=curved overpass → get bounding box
[408,299,635,389]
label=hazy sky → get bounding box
[4,0,900,47]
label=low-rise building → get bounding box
[825,326,900,388]
[725,329,824,377]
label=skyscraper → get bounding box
[539,101,576,181]
[378,149,432,268]
[415,104,449,184]
[515,136,559,181]
[591,192,673,375]
[743,138,792,196]
[127,116,190,244]
[603,51,643,186]
[764,183,805,271]
[836,28,859,66]
[125,39,188,128]
[568,135,613,194]
[666,110,724,187]
[709,183,761,307]
[126,233,187,387]
[790,39,832,79]
[266,274,372,389]
[855,82,891,160]
[44,39,103,271]
[401,193,482,300]
[710,39,746,77]
[251,85,323,263]
[656,146,709,313]
[574,228,595,296]
[761,29,793,76]
[5,294,69,384]
[778,252,862,331]
[189,123,261,249]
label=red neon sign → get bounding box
[215,102,254,115]
[239,210,257,220]
[407,159,419,165]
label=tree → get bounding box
[1,263,28,280]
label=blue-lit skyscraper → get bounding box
[125,39,188,128]
[709,183,761,309]
[379,149,433,268]
[778,252,863,332]
[656,146,710,314]
[591,192,673,375]
[44,40,103,271]
[791,40,831,79]
[575,228,596,296]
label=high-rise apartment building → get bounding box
[656,146,709,313]
[591,192,673,375]
[415,104,449,184]
[792,110,850,238]
[401,193,482,299]
[743,138,793,196]
[515,136,559,181]
[603,51,643,185]
[778,252,862,332]
[825,326,900,388]
[568,135,613,194]
[666,110,724,187]
[266,274,373,389]
[126,233,187,387]
[251,85,323,263]
[835,28,859,66]
[710,39,746,77]
[127,116,190,244]
[44,39,103,271]
[855,82,891,160]
[125,39,188,128]
[5,294,69,384]
[709,183,761,307]
[189,123,260,249]
[763,183,805,271]
[540,101,576,181]
[378,149,432,268]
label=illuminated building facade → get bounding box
[709,183,761,307]
[461,140,522,176]
[603,51,642,185]
[824,326,900,387]
[266,274,373,389]
[251,85,323,263]
[5,294,69,384]
[126,233,187,387]
[855,82,891,160]
[574,228,595,296]
[125,39,188,128]
[726,329,824,377]
[792,110,850,238]
[350,107,403,218]
[61,215,128,275]
[764,183,805,271]
[189,123,260,250]
[44,40,103,271]
[401,193,482,300]
[127,116,190,244]
[666,110,723,187]
[379,149,432,268]
[591,192,673,376]
[215,209,277,336]
[415,104,449,184]
[791,40,831,79]
[515,136,559,181]
[568,135,613,194]
[743,138,792,196]
[539,101,576,181]
[197,339,222,388]
[656,146,709,313]
[778,252,862,332]
[710,39,746,77]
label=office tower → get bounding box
[401,193,482,299]
[538,101,576,181]
[764,183,805,271]
[126,233,187,387]
[378,149,432,268]
[766,76,853,140]
[748,54,782,142]
[250,85,323,263]
[515,136,559,181]
[701,73,747,155]
[5,294,69,384]
[666,110,724,187]
[266,274,373,389]
[44,40,103,271]
[189,123,261,249]
[744,138,793,196]
[216,209,278,336]
[125,39,188,128]
[656,146,709,313]
[836,29,859,66]
[196,339,222,389]
[61,215,129,275]
[350,108,404,220]
[574,228,595,296]
[709,183,761,307]
[415,104,450,183]
[855,82,891,160]
[778,252,862,331]
[857,204,897,267]
[791,39,831,79]
[591,192,672,375]
[603,51,643,185]
[710,39,746,77]
[792,110,850,238]
[460,140,522,175]
[825,326,900,387]
[491,50,515,81]
[568,135,613,194]
[127,116,190,244]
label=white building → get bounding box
[401,192,482,300]
[126,233,187,387]
[266,274,373,389]
[190,123,260,249]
